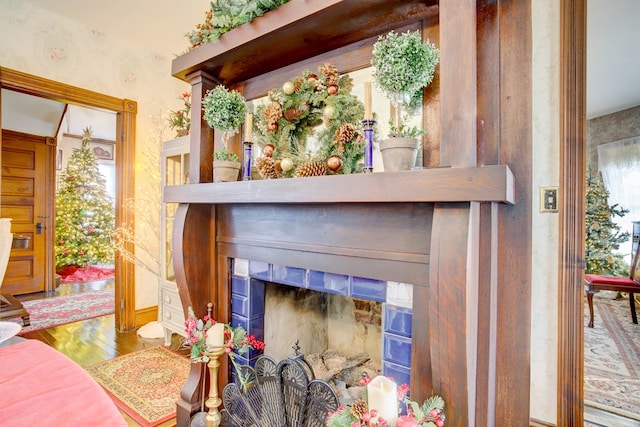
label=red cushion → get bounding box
[585,274,640,287]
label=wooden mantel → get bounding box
[171,0,438,86]
[165,165,514,205]
[169,1,533,426]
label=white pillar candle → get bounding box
[206,322,225,348]
[364,81,372,120]
[244,113,253,142]
[367,375,398,426]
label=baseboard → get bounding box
[135,305,158,327]
[530,418,555,427]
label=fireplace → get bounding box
[230,259,414,387]
[169,166,515,425]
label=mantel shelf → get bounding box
[164,165,515,205]
[171,0,438,85]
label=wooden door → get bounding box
[1,130,52,295]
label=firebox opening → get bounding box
[263,281,382,366]
[262,281,383,404]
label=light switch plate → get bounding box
[540,186,558,213]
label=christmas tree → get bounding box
[55,128,115,268]
[585,166,630,275]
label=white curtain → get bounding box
[598,135,640,264]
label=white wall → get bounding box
[0,0,191,310]
[530,0,560,423]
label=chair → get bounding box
[0,218,30,326]
[585,246,640,328]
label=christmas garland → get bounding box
[186,0,290,50]
[253,63,365,178]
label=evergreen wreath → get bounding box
[253,63,365,177]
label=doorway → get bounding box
[0,67,137,331]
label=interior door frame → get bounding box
[559,0,586,424]
[0,67,136,331]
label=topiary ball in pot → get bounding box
[203,85,248,182]
[202,85,248,136]
[371,30,439,170]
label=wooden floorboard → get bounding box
[15,279,189,426]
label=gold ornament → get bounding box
[262,144,275,157]
[327,155,343,172]
[280,158,294,172]
[323,105,336,119]
[282,81,295,95]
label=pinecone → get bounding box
[284,108,302,121]
[264,102,283,123]
[351,399,368,419]
[332,123,357,153]
[295,161,327,177]
[256,156,279,179]
[334,123,356,145]
[320,63,339,86]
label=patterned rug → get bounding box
[11,290,114,334]
[85,346,191,427]
[584,293,640,421]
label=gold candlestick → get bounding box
[205,347,226,427]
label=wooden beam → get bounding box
[186,71,218,184]
[428,203,478,426]
[558,0,587,424]
[439,0,477,167]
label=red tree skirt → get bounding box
[57,265,115,283]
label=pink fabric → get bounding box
[0,340,126,426]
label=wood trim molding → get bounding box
[115,99,137,331]
[558,0,586,425]
[0,67,137,332]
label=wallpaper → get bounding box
[0,0,191,309]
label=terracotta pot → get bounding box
[379,137,419,171]
[213,160,240,182]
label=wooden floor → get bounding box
[15,280,189,427]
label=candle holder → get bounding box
[204,346,226,427]
[362,119,376,172]
[243,141,252,181]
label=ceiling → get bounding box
[1,0,638,139]
[587,0,640,119]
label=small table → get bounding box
[0,293,30,326]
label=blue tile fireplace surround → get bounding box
[230,258,414,387]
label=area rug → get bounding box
[85,346,191,427]
[12,290,114,334]
[57,265,115,283]
[584,293,640,421]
